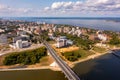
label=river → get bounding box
[2,17,120,32]
[73,53,120,80]
[0,53,120,80]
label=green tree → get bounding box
[109,36,120,45]
[3,47,47,65]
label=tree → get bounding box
[3,47,47,65]
[109,36,120,45]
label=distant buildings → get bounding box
[97,31,107,42]
[48,33,55,39]
[0,34,7,45]
[0,29,5,33]
[98,34,107,41]
[16,30,26,36]
[0,19,112,50]
[34,27,41,35]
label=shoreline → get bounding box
[70,51,109,68]
[0,66,61,72]
[0,47,119,72]
[0,52,108,72]
[70,47,120,68]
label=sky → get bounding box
[0,0,120,17]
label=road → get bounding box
[43,41,80,80]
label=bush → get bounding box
[109,36,120,45]
[62,51,81,62]
[3,47,47,65]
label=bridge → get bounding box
[43,41,80,80]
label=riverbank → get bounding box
[0,66,61,72]
[0,55,56,69]
[70,46,120,68]
[70,51,109,68]
[0,49,119,80]
[0,46,120,72]
[0,50,109,71]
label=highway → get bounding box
[43,41,80,80]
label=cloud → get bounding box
[44,0,120,13]
[0,4,27,12]
[51,1,74,10]
[44,7,50,11]
[0,4,37,16]
[0,4,9,10]
[0,0,120,17]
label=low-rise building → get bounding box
[13,34,29,42]
[10,40,30,49]
[16,30,26,36]
[67,40,73,45]
[0,29,5,33]
[0,34,7,45]
[56,36,73,48]
[98,34,107,41]
[56,39,67,48]
[48,32,55,39]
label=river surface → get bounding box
[2,17,120,32]
[73,53,120,80]
[0,53,120,80]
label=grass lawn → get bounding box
[115,44,120,47]
[62,48,94,61]
[93,46,107,53]
[77,48,94,59]
[48,40,56,44]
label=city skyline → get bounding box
[0,0,120,17]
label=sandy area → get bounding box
[52,45,79,53]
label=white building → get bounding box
[56,39,67,48]
[22,41,30,48]
[0,29,5,33]
[71,28,76,32]
[10,40,30,49]
[53,26,57,32]
[75,29,82,37]
[17,30,26,36]
[16,40,22,48]
[56,36,67,48]
[67,40,73,45]
[56,36,73,48]
[98,34,107,41]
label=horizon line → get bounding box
[1,17,120,18]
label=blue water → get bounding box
[2,17,120,32]
[73,53,120,80]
